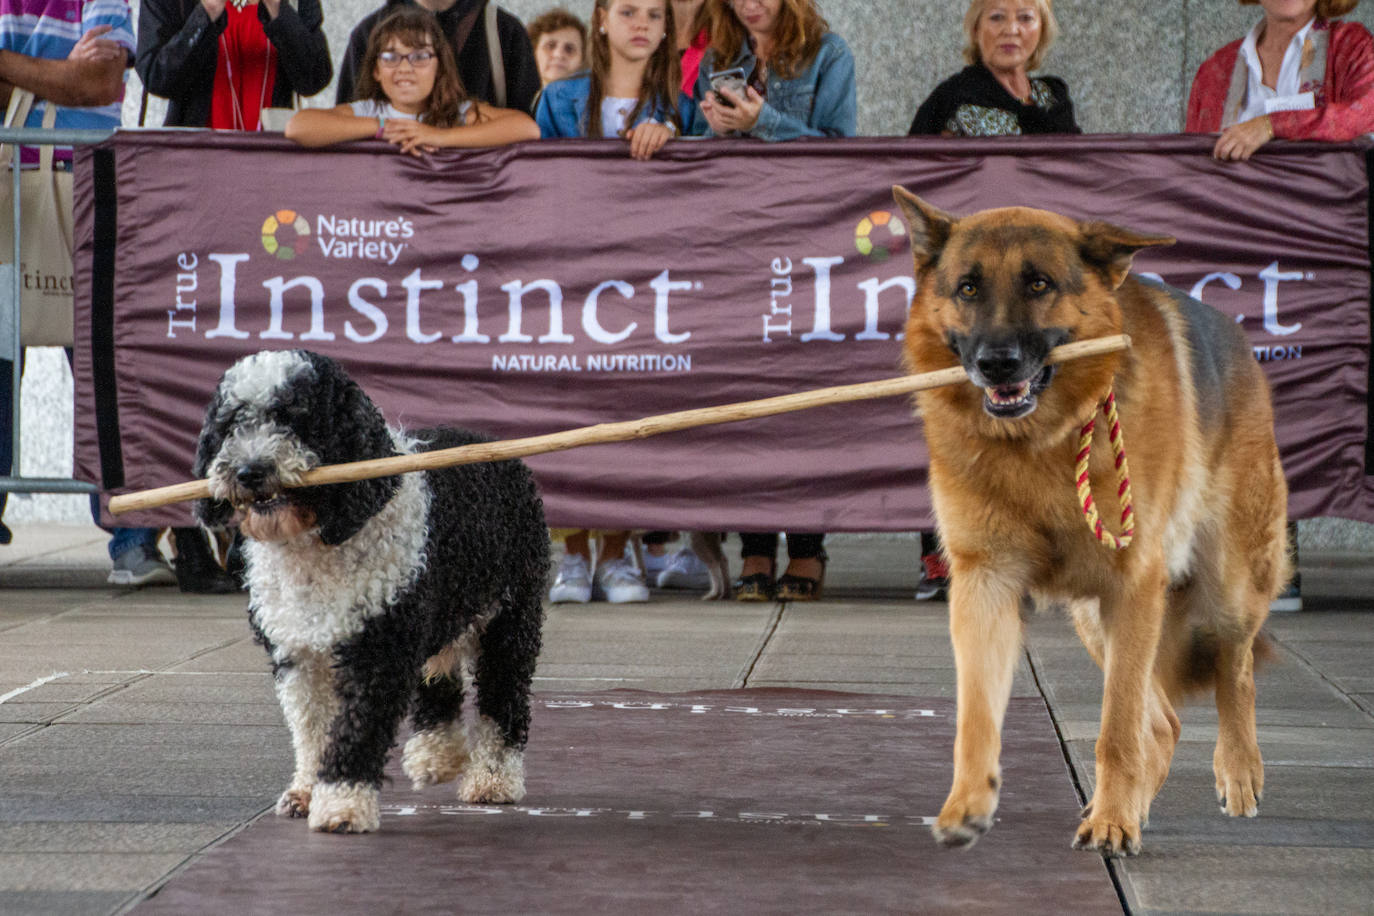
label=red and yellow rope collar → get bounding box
[1075,390,1135,550]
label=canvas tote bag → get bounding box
[0,89,76,348]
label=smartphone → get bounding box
[708,67,748,107]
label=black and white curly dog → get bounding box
[192,349,548,833]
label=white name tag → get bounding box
[1264,91,1316,113]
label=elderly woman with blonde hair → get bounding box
[908,0,1079,136]
[1187,0,1374,161]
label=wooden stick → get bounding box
[108,334,1130,515]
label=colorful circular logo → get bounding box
[261,209,311,260]
[854,210,906,262]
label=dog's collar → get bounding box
[1075,389,1134,550]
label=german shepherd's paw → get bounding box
[306,782,381,834]
[275,786,311,818]
[932,784,999,848]
[1072,807,1142,857]
[1214,750,1264,817]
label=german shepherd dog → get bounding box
[892,187,1289,857]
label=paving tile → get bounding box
[0,723,34,742]
[55,701,285,728]
[0,795,272,824]
[0,616,242,647]
[747,680,957,697]
[534,676,749,692]
[1118,845,1374,916]
[164,641,270,674]
[96,673,277,706]
[1140,816,1374,849]
[1048,700,1373,730]
[0,853,189,892]
[0,890,135,916]
[0,823,229,853]
[1055,723,1374,766]
[6,723,285,750]
[0,527,1370,915]
[0,702,84,725]
[0,751,289,797]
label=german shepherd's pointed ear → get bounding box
[1078,221,1175,290]
[892,186,956,269]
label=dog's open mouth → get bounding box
[983,365,1056,419]
[242,495,288,515]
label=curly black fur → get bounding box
[319,427,549,786]
[193,350,549,824]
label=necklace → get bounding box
[228,0,258,9]
[219,31,273,130]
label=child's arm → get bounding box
[383,102,540,155]
[284,104,382,147]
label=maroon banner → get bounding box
[73,132,1374,530]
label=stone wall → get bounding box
[11,0,1374,547]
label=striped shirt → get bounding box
[0,0,134,135]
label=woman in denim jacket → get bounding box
[693,0,856,141]
[692,0,853,601]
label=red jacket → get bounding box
[1186,19,1374,141]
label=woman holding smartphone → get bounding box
[693,0,855,601]
[694,0,856,140]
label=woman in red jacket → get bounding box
[1187,0,1374,160]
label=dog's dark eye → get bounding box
[957,281,978,299]
[1027,276,1053,295]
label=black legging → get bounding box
[739,532,825,561]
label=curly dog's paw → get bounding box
[306,782,380,834]
[458,760,525,804]
[276,787,311,818]
[403,726,469,791]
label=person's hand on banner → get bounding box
[625,121,673,161]
[1212,115,1273,162]
[381,118,439,157]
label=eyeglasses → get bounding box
[377,50,437,68]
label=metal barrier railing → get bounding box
[0,125,115,498]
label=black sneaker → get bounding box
[173,528,239,594]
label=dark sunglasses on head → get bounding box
[378,49,436,67]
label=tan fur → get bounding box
[239,504,317,542]
[893,187,1289,857]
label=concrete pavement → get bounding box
[0,524,1371,915]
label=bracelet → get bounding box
[1262,115,1274,141]
[375,115,385,139]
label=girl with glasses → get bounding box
[286,7,537,154]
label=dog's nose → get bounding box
[975,345,1024,384]
[236,464,271,490]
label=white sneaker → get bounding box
[656,548,712,590]
[592,557,649,604]
[548,554,592,604]
[640,548,671,579]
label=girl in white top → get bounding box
[286,6,537,156]
[533,0,687,161]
